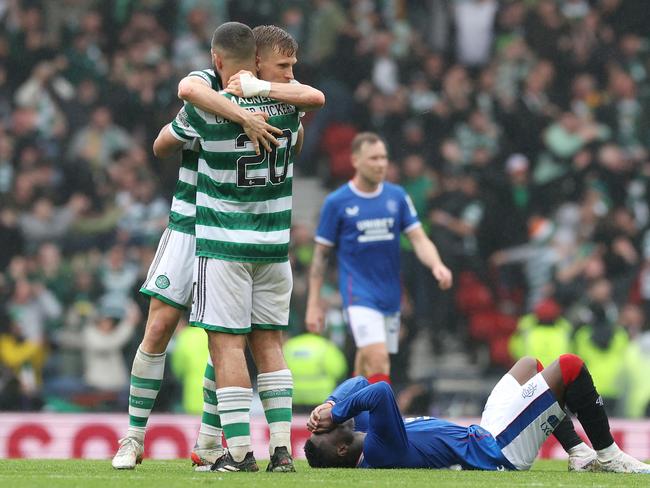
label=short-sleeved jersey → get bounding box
[167,69,221,235]
[170,93,300,262]
[315,182,420,313]
[331,382,516,471]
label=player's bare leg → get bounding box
[140,298,183,353]
[249,329,296,472]
[112,298,180,469]
[358,342,390,384]
[114,299,223,469]
[353,350,365,377]
[542,355,650,474]
[507,357,596,471]
[205,331,259,472]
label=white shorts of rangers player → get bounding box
[189,257,292,334]
[140,228,195,310]
[479,372,566,471]
[346,306,401,353]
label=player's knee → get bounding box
[143,312,178,347]
[558,353,584,385]
[517,356,539,373]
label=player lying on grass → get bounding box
[304,354,650,473]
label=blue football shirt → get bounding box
[331,382,516,471]
[315,182,420,314]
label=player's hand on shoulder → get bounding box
[432,263,453,290]
[305,303,325,334]
[240,111,281,155]
[225,70,257,97]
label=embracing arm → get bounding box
[267,81,325,111]
[295,124,305,156]
[178,76,281,154]
[406,226,453,289]
[305,242,332,334]
[225,72,325,111]
[153,124,184,158]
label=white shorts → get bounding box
[346,306,401,353]
[189,257,292,334]
[140,228,195,309]
[480,372,566,471]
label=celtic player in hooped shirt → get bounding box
[112,23,324,473]
[169,22,305,473]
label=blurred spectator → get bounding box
[304,0,346,65]
[14,57,73,140]
[573,279,629,412]
[0,310,46,410]
[18,194,88,251]
[98,244,139,303]
[67,106,133,173]
[509,298,572,368]
[53,299,140,396]
[0,208,25,270]
[598,70,649,161]
[116,177,168,245]
[172,8,212,75]
[283,332,347,411]
[619,325,650,418]
[170,321,209,414]
[8,278,62,344]
[453,0,498,68]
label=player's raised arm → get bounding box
[306,242,332,334]
[153,123,184,158]
[225,71,325,111]
[331,382,409,451]
[406,226,453,290]
[177,75,282,154]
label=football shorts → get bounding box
[346,306,401,353]
[140,228,195,309]
[480,372,566,471]
[190,258,292,334]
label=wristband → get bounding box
[240,73,271,98]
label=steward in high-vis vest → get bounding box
[573,304,629,410]
[509,298,572,368]
[283,333,347,410]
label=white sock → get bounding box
[596,442,620,462]
[216,386,253,462]
[127,346,166,443]
[568,442,593,456]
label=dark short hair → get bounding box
[304,438,337,468]
[211,22,256,61]
[351,132,384,154]
[303,432,357,468]
[252,25,298,57]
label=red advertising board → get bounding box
[1,414,649,461]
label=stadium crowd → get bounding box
[1,0,650,419]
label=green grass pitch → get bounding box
[1,459,649,488]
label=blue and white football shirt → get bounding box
[315,182,420,314]
[331,381,516,471]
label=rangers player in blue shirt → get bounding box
[305,354,650,473]
[305,132,452,384]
